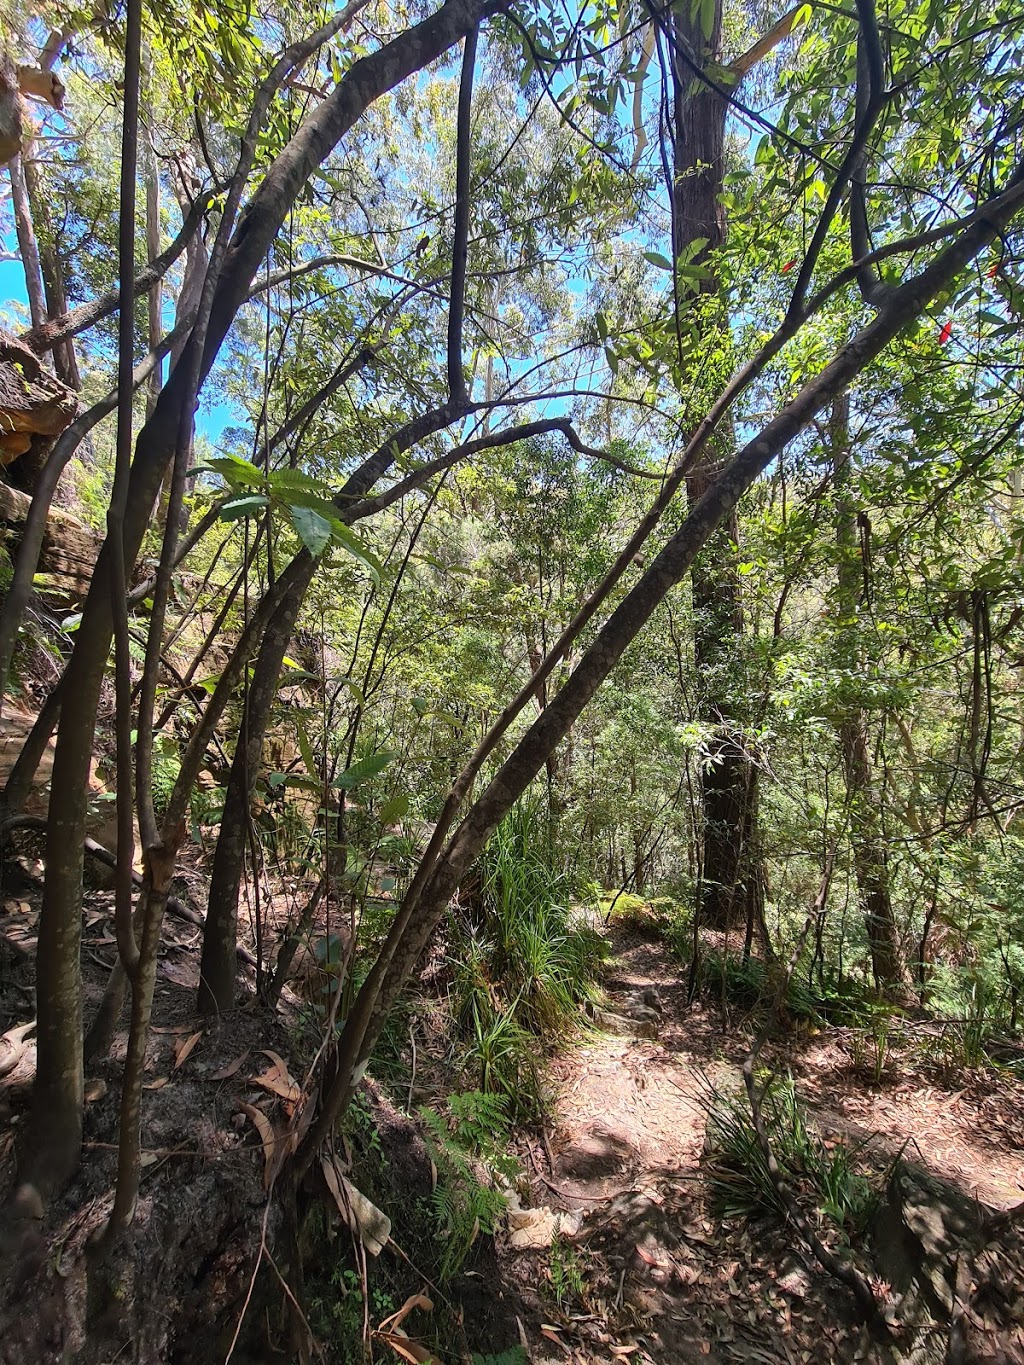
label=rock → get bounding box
[871,1161,982,1318]
[870,1160,1024,1361]
[590,1005,658,1039]
[504,1192,582,1249]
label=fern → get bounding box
[419,1102,510,1280]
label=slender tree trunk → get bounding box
[9,154,47,333]
[22,157,80,390]
[830,393,905,990]
[199,563,313,1014]
[21,0,498,1193]
[670,0,762,932]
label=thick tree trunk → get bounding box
[670,0,762,931]
[830,394,906,990]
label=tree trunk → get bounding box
[670,0,762,931]
[21,0,499,1193]
[23,155,80,390]
[199,563,314,1014]
[9,154,47,333]
[831,393,905,990]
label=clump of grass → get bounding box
[701,1074,876,1239]
[447,799,606,1108]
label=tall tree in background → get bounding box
[664,0,768,940]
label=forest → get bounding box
[0,0,1021,1359]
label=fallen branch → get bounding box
[0,815,257,967]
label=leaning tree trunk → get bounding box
[670,0,763,933]
[830,393,906,990]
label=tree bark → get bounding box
[199,562,313,1013]
[830,393,906,990]
[670,0,761,931]
[22,156,80,389]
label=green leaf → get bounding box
[643,251,673,271]
[379,792,410,823]
[289,503,334,556]
[332,521,382,583]
[196,454,266,488]
[333,750,398,790]
[296,718,317,779]
[269,771,321,792]
[220,494,269,520]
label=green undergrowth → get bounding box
[700,1073,878,1242]
[447,799,607,1113]
[305,1087,523,1361]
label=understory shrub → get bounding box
[701,1073,876,1239]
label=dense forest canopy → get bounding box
[0,0,1022,1357]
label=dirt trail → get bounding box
[505,924,1024,1364]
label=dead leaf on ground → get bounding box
[374,1331,437,1364]
[540,1326,571,1354]
[238,1102,278,1189]
[84,1077,107,1101]
[173,1030,203,1069]
[211,1051,249,1081]
[252,1051,300,1103]
[143,1077,169,1090]
[374,1293,436,1363]
[321,1153,391,1255]
[377,1293,433,1334]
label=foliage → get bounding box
[418,1095,514,1281]
[548,1235,587,1309]
[445,800,606,1110]
[701,1075,876,1239]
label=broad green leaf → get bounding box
[221,494,269,520]
[289,504,333,556]
[196,454,266,488]
[333,750,398,790]
[379,793,410,823]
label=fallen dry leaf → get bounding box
[374,1331,436,1364]
[143,1077,169,1090]
[211,1051,249,1081]
[238,1102,278,1189]
[377,1293,433,1334]
[252,1066,301,1104]
[321,1153,391,1255]
[173,1031,203,1068]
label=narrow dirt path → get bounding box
[500,923,1024,1364]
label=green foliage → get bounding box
[446,800,605,1112]
[548,1235,586,1308]
[418,1098,512,1281]
[471,1352,528,1365]
[702,1075,875,1239]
